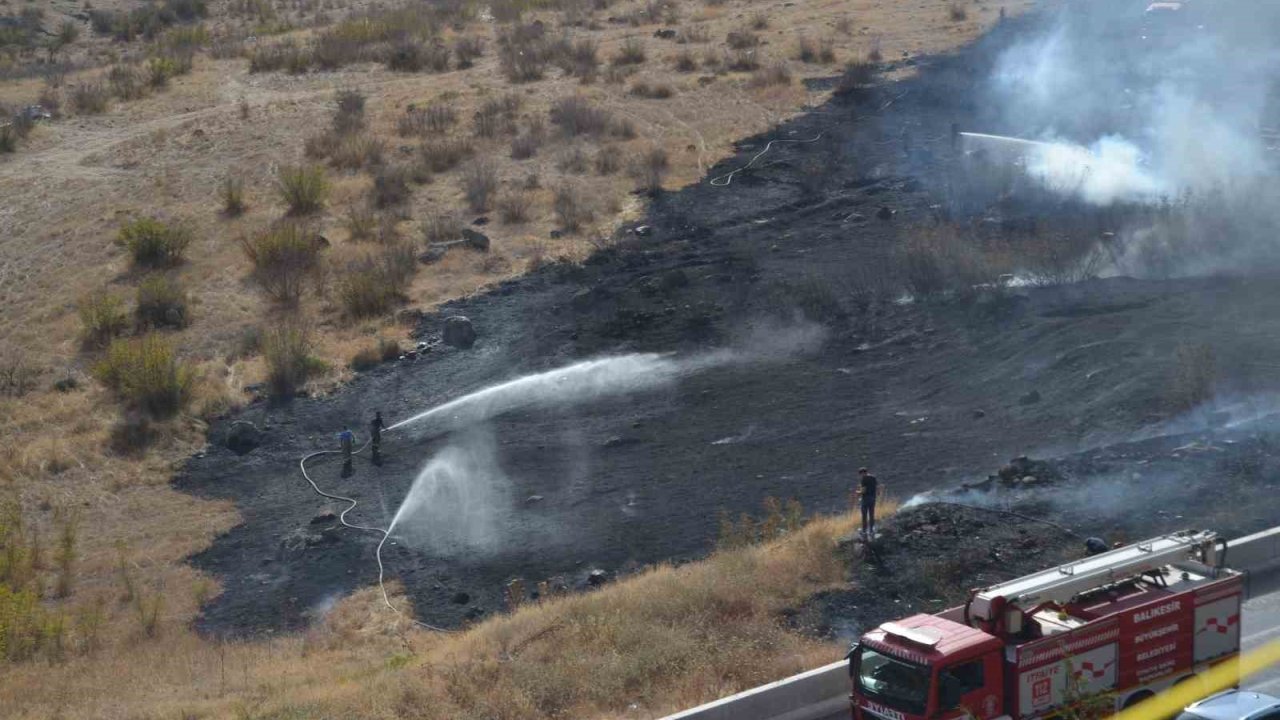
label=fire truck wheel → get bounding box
[1122,690,1156,710]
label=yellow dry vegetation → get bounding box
[2,504,891,719]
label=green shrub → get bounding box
[116,217,192,267]
[94,335,194,418]
[78,291,129,348]
[134,274,189,329]
[275,164,329,214]
[237,222,322,304]
[261,324,324,396]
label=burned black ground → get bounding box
[177,6,1280,636]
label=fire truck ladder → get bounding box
[969,530,1220,621]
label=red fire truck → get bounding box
[849,530,1243,720]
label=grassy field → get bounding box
[1,0,1021,715]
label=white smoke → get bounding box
[1025,136,1165,205]
[987,3,1279,207]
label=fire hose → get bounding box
[298,435,455,633]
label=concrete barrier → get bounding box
[659,660,848,720]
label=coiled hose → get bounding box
[298,436,454,633]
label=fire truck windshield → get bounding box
[856,646,932,716]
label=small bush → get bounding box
[386,38,449,72]
[371,164,413,208]
[220,176,246,216]
[553,184,593,232]
[672,49,697,72]
[332,88,365,134]
[595,144,622,175]
[419,138,474,172]
[261,324,323,396]
[498,24,551,82]
[147,52,193,88]
[949,3,968,21]
[117,217,192,268]
[78,291,129,348]
[248,40,308,73]
[473,94,521,138]
[835,60,876,98]
[337,244,416,318]
[677,24,710,43]
[510,131,542,160]
[566,37,600,80]
[134,274,189,329]
[238,222,322,304]
[350,339,399,370]
[632,146,668,195]
[0,125,17,154]
[461,159,499,213]
[330,134,385,170]
[558,146,590,174]
[726,48,760,72]
[496,191,532,224]
[94,335,194,418]
[796,36,834,64]
[276,164,329,214]
[344,205,379,241]
[454,35,484,68]
[70,82,110,114]
[749,62,791,87]
[549,95,612,137]
[423,211,464,244]
[109,64,146,100]
[629,80,674,99]
[398,104,456,137]
[726,28,759,50]
[612,37,646,66]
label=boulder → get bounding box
[225,421,264,456]
[310,510,338,525]
[418,248,447,265]
[587,569,609,586]
[461,228,491,252]
[451,591,471,605]
[1019,389,1042,405]
[442,316,477,349]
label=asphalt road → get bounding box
[814,590,1280,720]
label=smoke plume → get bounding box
[979,1,1280,274]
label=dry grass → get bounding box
[0,503,889,719]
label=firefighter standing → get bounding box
[370,411,385,464]
[856,467,879,539]
[338,426,355,474]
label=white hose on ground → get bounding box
[298,437,454,633]
[708,133,825,187]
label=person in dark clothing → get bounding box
[338,426,355,476]
[857,467,879,539]
[370,411,385,465]
[370,411,384,450]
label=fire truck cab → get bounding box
[850,531,1244,720]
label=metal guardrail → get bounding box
[662,526,1280,720]
[660,660,847,720]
